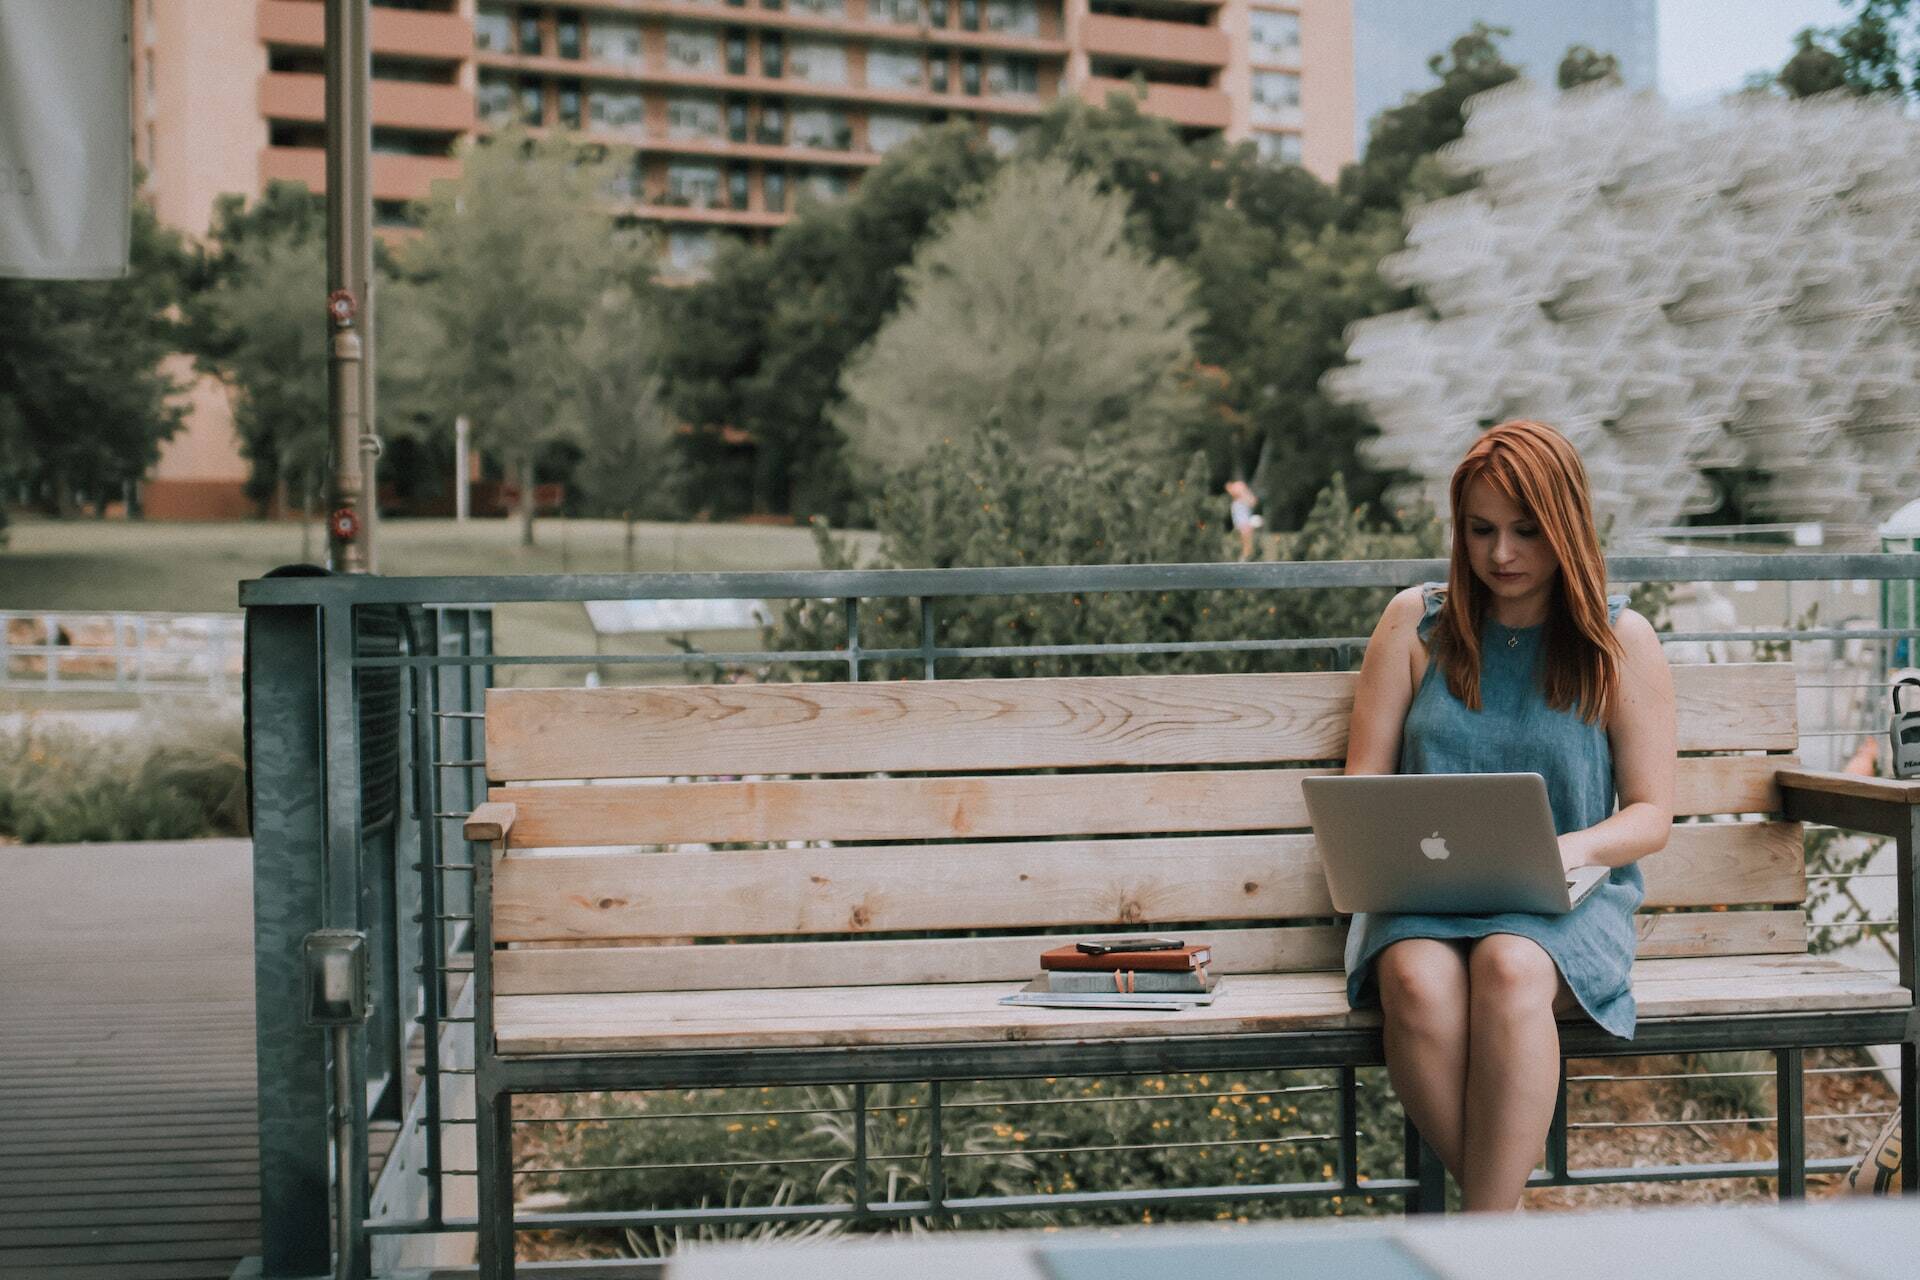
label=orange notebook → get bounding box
[1039,942,1212,973]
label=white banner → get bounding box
[0,0,130,280]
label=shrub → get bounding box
[764,429,1444,680]
[0,708,248,843]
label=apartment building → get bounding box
[133,0,1354,514]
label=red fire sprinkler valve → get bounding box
[329,506,360,542]
[327,289,357,328]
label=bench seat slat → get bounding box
[491,822,1804,942]
[493,911,1808,995]
[492,955,1905,1054]
[489,755,1793,849]
[482,665,1795,782]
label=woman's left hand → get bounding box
[1558,835,1588,875]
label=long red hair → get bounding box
[1429,421,1623,723]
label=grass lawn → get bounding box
[0,516,877,686]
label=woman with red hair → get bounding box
[1342,420,1677,1211]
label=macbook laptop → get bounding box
[1300,773,1610,915]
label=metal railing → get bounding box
[0,610,244,697]
[237,553,1920,1278]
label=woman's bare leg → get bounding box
[1460,934,1563,1210]
[1375,938,1472,1180]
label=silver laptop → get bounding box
[1300,773,1610,915]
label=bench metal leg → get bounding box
[1904,1033,1918,1198]
[476,1087,515,1279]
[1404,1116,1447,1215]
[1776,1047,1806,1199]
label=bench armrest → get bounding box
[1776,770,1920,807]
[464,802,517,845]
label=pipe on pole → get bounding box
[325,0,378,574]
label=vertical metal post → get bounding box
[852,1082,869,1218]
[919,596,937,681]
[1546,1061,1569,1182]
[325,0,377,573]
[472,832,516,1278]
[1337,1068,1359,1193]
[247,605,334,1277]
[321,606,370,1278]
[1777,1047,1806,1199]
[844,598,861,682]
[1404,1116,1446,1214]
[927,1080,946,1220]
[409,623,448,1228]
[1900,810,1920,1196]
[455,416,472,523]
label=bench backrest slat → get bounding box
[482,665,1796,781]
[492,911,1809,997]
[489,754,1786,847]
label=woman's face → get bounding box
[1461,474,1558,605]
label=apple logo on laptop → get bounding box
[1420,832,1451,860]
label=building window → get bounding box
[1255,130,1303,165]
[667,229,717,275]
[475,4,513,52]
[666,161,723,207]
[792,106,852,150]
[666,26,722,74]
[877,0,921,24]
[726,97,750,141]
[519,80,545,125]
[666,93,724,139]
[866,111,923,152]
[788,39,847,85]
[144,51,156,114]
[517,11,543,55]
[960,0,980,31]
[604,153,645,200]
[983,0,1037,35]
[478,71,516,123]
[1250,70,1301,125]
[764,167,787,212]
[761,32,784,77]
[985,55,1037,98]
[557,79,583,127]
[961,52,980,95]
[986,120,1026,154]
[868,45,923,91]
[802,168,848,202]
[589,88,647,139]
[146,123,157,178]
[556,9,581,59]
[728,164,750,209]
[1250,9,1301,64]
[790,0,846,15]
[586,14,644,66]
[726,29,748,75]
[373,127,451,155]
[757,99,786,143]
[929,0,949,26]
[929,55,949,94]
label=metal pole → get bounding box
[325,0,377,574]
[332,1024,356,1280]
[455,416,471,523]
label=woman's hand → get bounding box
[1558,834,1588,875]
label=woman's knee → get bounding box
[1376,940,1469,1026]
[1468,935,1560,1010]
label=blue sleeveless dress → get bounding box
[1342,584,1644,1039]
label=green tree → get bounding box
[0,186,188,518]
[1558,45,1623,90]
[188,213,329,524]
[569,286,673,570]
[834,158,1206,473]
[1761,1,1920,100]
[399,128,644,545]
[658,122,1001,519]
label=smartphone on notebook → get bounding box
[1075,938,1184,956]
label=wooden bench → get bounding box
[462,664,1920,1277]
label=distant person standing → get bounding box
[1227,480,1263,561]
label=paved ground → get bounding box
[0,839,258,1280]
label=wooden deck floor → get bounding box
[0,839,259,1280]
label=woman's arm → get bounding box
[1344,586,1428,776]
[1561,608,1677,872]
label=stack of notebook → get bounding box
[998,938,1221,1010]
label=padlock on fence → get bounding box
[1890,676,1920,780]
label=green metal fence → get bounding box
[239,553,1920,1278]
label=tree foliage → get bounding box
[1763,0,1920,100]
[397,128,646,543]
[834,158,1205,474]
[0,185,188,517]
[568,286,674,568]
[766,429,1442,682]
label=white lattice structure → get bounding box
[1323,82,1920,532]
